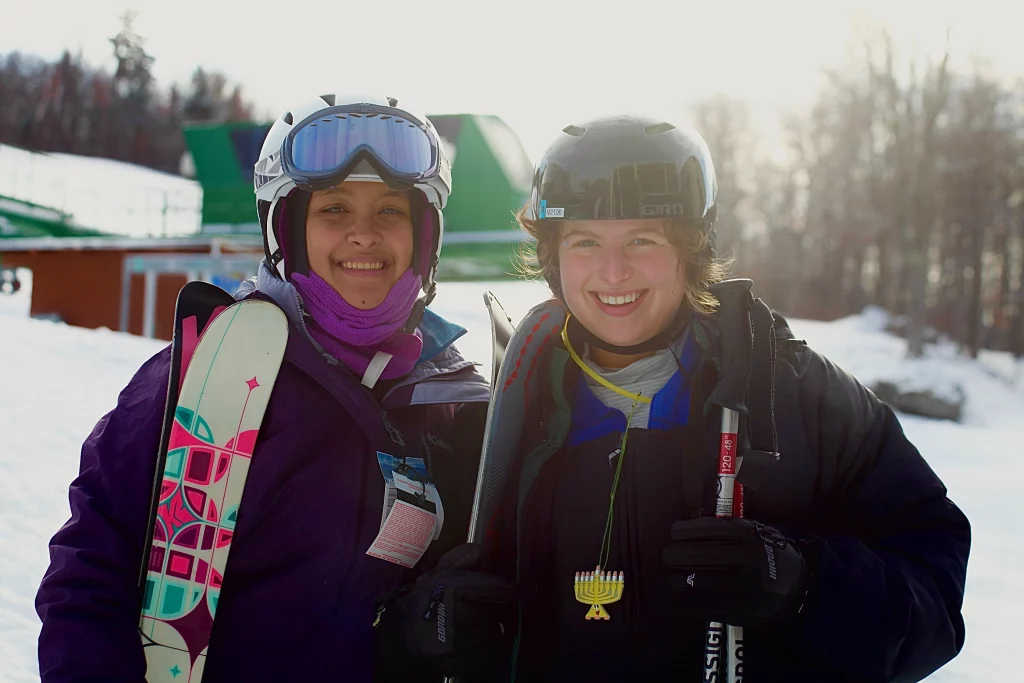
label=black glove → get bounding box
[374,543,517,679]
[662,517,808,627]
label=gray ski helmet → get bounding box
[525,114,718,243]
[525,115,719,353]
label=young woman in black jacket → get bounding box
[377,115,970,683]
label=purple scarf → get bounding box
[290,268,424,382]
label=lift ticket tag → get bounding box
[367,452,444,568]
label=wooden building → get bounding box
[0,235,262,340]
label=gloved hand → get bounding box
[662,517,808,628]
[374,543,517,679]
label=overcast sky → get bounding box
[3,0,1021,162]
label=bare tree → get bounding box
[690,95,756,269]
[708,19,1022,366]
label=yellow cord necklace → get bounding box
[563,313,649,620]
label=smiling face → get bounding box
[558,219,687,366]
[304,181,415,309]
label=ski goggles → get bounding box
[275,104,442,191]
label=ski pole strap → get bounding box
[737,296,782,492]
[706,279,754,414]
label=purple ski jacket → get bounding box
[35,266,490,682]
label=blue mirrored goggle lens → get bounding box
[288,113,435,176]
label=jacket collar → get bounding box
[236,261,489,408]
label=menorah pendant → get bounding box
[574,565,624,620]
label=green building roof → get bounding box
[0,195,105,239]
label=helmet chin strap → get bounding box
[401,195,439,334]
[402,281,435,334]
[566,306,691,356]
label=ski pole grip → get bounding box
[707,278,754,414]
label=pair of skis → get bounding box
[137,283,288,682]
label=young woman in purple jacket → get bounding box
[34,93,490,683]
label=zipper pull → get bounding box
[423,585,446,621]
[607,448,621,468]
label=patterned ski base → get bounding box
[139,300,288,683]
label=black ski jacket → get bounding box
[484,303,969,683]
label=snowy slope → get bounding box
[0,278,169,682]
[1,275,1020,682]
[0,145,202,238]
[777,309,1023,683]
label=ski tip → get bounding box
[483,291,500,308]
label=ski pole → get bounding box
[704,278,755,683]
[704,405,744,683]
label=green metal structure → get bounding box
[181,113,534,279]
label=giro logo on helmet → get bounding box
[641,203,685,217]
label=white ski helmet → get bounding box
[253,92,452,305]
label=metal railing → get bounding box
[120,245,262,338]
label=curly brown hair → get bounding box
[515,206,731,316]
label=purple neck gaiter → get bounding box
[290,268,424,382]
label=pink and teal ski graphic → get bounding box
[139,300,287,682]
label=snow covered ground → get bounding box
[1,271,1021,682]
